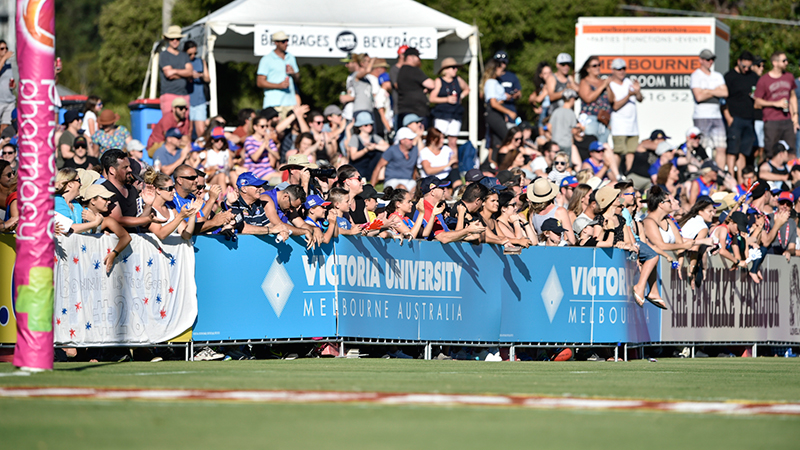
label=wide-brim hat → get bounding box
[82,184,114,200]
[526,178,557,203]
[438,57,460,73]
[280,154,318,171]
[163,25,185,40]
[97,109,120,126]
[271,31,289,42]
[595,184,621,211]
[77,169,101,199]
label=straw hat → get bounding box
[595,184,621,211]
[82,184,115,200]
[526,178,557,203]
[438,57,460,73]
[163,25,184,40]
[280,154,318,171]
[96,109,120,126]
[77,169,101,199]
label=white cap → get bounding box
[556,53,573,65]
[655,141,676,156]
[395,127,417,142]
[611,58,626,70]
[685,126,702,139]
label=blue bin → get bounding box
[128,99,162,164]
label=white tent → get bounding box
[156,0,480,143]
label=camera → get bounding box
[309,167,337,179]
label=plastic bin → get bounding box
[128,98,162,148]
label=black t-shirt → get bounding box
[350,197,368,225]
[724,69,758,120]
[397,65,430,117]
[102,179,140,231]
[63,156,100,171]
[574,135,598,163]
[629,151,652,178]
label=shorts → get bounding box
[693,118,726,149]
[763,119,796,154]
[612,135,638,155]
[434,118,462,137]
[754,120,764,148]
[384,178,417,191]
[725,116,755,157]
[637,242,658,262]
[0,101,14,125]
[159,93,190,115]
[190,102,208,121]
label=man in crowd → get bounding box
[1,142,16,172]
[691,49,728,171]
[158,26,193,116]
[228,172,289,238]
[494,50,522,120]
[101,149,155,232]
[754,51,799,154]
[153,128,190,176]
[371,127,419,190]
[256,31,299,118]
[390,45,407,126]
[532,141,559,179]
[147,97,192,152]
[723,51,758,182]
[185,40,210,137]
[396,47,434,128]
[608,58,643,175]
[262,184,316,246]
[57,110,83,169]
[546,53,578,110]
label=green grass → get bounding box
[1,359,799,449]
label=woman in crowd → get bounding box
[567,183,592,224]
[430,57,470,152]
[527,177,575,245]
[54,168,102,234]
[592,184,637,252]
[244,115,280,183]
[0,160,18,232]
[286,132,322,167]
[144,168,201,241]
[80,183,132,273]
[656,162,681,200]
[419,127,458,183]
[381,186,424,240]
[481,59,514,152]
[578,55,612,145]
[488,126,522,172]
[82,95,102,142]
[678,196,716,283]
[348,111,388,180]
[497,147,529,173]
[529,62,552,137]
[63,136,100,171]
[91,109,132,156]
[307,110,339,163]
[203,126,234,189]
[495,191,535,245]
[478,190,529,248]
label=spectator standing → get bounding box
[81,96,102,139]
[547,53,578,110]
[256,31,299,118]
[100,149,154,232]
[530,62,553,137]
[342,54,376,128]
[752,56,766,153]
[91,109,132,156]
[723,51,758,182]
[371,127,418,190]
[57,110,83,169]
[430,57,469,152]
[482,59,514,152]
[396,48,434,129]
[159,26,193,116]
[607,58,643,175]
[390,45,408,127]
[494,51,522,120]
[0,40,15,134]
[418,127,458,182]
[578,55,612,146]
[549,89,578,152]
[690,49,729,170]
[147,98,192,152]
[369,58,393,136]
[754,51,798,154]
[184,40,210,138]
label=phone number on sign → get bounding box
[640,91,691,102]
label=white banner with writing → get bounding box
[253,25,438,59]
[54,234,197,345]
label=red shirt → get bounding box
[754,72,797,122]
[147,113,192,149]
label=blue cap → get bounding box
[589,141,604,152]
[560,176,578,188]
[402,113,423,127]
[792,186,800,203]
[236,172,268,189]
[479,176,508,192]
[304,194,330,209]
[165,127,182,139]
[354,111,374,127]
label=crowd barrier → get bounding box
[1,233,798,350]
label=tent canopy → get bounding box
[168,0,480,143]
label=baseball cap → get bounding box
[82,184,115,200]
[655,141,676,156]
[210,127,225,139]
[541,218,566,234]
[778,191,795,204]
[792,186,800,203]
[63,110,83,125]
[419,175,450,194]
[356,184,383,200]
[750,182,767,200]
[699,49,716,60]
[729,211,748,233]
[404,47,420,58]
[479,176,508,192]
[128,158,144,182]
[165,127,182,139]
[402,114,423,127]
[236,172,268,189]
[261,107,279,121]
[493,50,509,63]
[397,45,408,56]
[686,126,702,139]
[589,141,604,152]
[611,58,626,70]
[126,139,145,153]
[465,168,484,183]
[304,194,330,209]
[650,129,670,140]
[562,89,578,100]
[324,105,343,117]
[395,127,417,141]
[556,53,573,65]
[560,176,579,188]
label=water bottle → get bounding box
[153,159,161,171]
[275,233,284,243]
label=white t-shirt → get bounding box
[82,110,97,133]
[690,69,725,119]
[609,78,639,136]
[531,156,549,174]
[205,149,230,171]
[418,145,454,179]
[680,215,708,240]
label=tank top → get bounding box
[431,77,464,120]
[766,161,789,190]
[657,220,676,244]
[552,76,568,108]
[531,205,559,234]
[584,158,604,175]
[580,82,611,117]
[154,207,180,236]
[695,177,715,199]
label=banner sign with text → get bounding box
[253,25,438,59]
[661,255,800,343]
[54,234,197,345]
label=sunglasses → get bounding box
[2,150,14,155]
[169,38,181,42]
[590,63,600,68]
[178,175,198,181]
[157,185,175,192]
[274,40,288,44]
[212,137,225,142]
[0,47,7,51]
[175,106,187,110]
[313,120,324,124]
[513,137,522,142]
[554,161,567,166]
[74,144,87,149]
[4,170,16,177]
[254,124,267,128]
[195,185,207,191]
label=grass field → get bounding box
[1,358,799,449]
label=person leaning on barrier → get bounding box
[495,190,536,246]
[191,171,234,234]
[261,182,317,247]
[225,172,290,241]
[303,194,338,245]
[100,149,158,233]
[527,177,576,245]
[448,182,489,238]
[478,186,531,249]
[538,218,569,247]
[54,168,102,235]
[143,168,202,240]
[80,184,132,273]
[592,183,638,252]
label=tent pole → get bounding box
[149,51,160,99]
[207,32,219,117]
[468,28,478,147]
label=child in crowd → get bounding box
[538,218,569,247]
[328,187,361,235]
[303,194,338,245]
[548,151,572,187]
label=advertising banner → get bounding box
[0,234,16,343]
[575,17,730,144]
[253,25,438,59]
[53,234,197,345]
[661,255,800,343]
[13,0,56,370]
[193,235,337,340]
[499,247,660,344]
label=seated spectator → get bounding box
[555,175,578,210]
[286,132,322,166]
[419,127,458,182]
[54,168,100,234]
[92,109,132,155]
[244,115,280,183]
[153,128,190,176]
[63,136,100,171]
[80,184,132,273]
[566,182,591,225]
[649,141,677,184]
[226,172,289,239]
[348,111,388,179]
[581,141,609,179]
[143,168,201,240]
[231,108,256,145]
[303,194,337,244]
[527,177,575,245]
[396,113,425,149]
[531,140,557,179]
[489,126,522,172]
[495,191,535,245]
[307,110,339,163]
[711,210,750,272]
[538,218,569,246]
[380,186,424,241]
[100,149,155,232]
[126,139,146,166]
[203,127,234,189]
[57,109,83,169]
[655,162,681,200]
[371,127,418,190]
[687,162,719,207]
